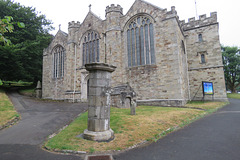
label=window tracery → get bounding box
[53,45,65,78]
[82,31,100,66]
[127,16,155,67]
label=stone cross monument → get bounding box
[83,63,116,141]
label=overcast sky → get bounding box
[13,0,240,47]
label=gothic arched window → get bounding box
[127,16,155,67]
[82,31,100,66]
[53,45,65,78]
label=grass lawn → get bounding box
[45,101,227,153]
[227,93,240,99]
[0,89,20,127]
[1,81,33,88]
[185,101,229,111]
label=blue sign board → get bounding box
[202,81,214,95]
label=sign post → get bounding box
[202,81,214,101]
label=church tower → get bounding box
[105,4,124,86]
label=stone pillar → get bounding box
[35,81,42,98]
[83,63,116,141]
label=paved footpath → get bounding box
[1,92,240,160]
[0,91,87,160]
[114,99,240,160]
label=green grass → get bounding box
[186,101,229,111]
[0,89,20,127]
[227,93,240,99]
[1,81,33,87]
[45,101,227,153]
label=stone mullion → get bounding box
[62,49,64,77]
[97,39,99,62]
[127,29,131,67]
[138,26,142,65]
[144,24,150,65]
[59,50,61,77]
[58,50,60,78]
[52,52,54,78]
[143,25,146,65]
[55,53,57,78]
[140,26,145,65]
[131,28,135,66]
[149,23,155,64]
[60,49,63,77]
[135,27,140,66]
[89,41,92,63]
[83,43,85,66]
[92,40,95,63]
[86,42,88,64]
[147,23,151,64]
[56,52,58,78]
[62,49,64,76]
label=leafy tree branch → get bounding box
[0,16,25,45]
[222,46,240,93]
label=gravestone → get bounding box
[111,83,136,108]
[83,63,116,141]
[36,81,42,98]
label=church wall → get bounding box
[42,0,227,105]
[42,31,67,100]
[117,2,187,106]
[175,20,190,102]
[188,67,227,101]
[66,13,106,102]
[184,13,227,101]
[65,22,79,99]
[42,50,51,98]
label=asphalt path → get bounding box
[114,99,240,160]
[0,91,87,160]
[1,92,239,160]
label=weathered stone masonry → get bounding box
[42,0,227,106]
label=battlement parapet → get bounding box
[181,12,217,31]
[165,6,177,17]
[68,21,81,29]
[162,6,180,22]
[105,4,123,16]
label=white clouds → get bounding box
[13,0,240,46]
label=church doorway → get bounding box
[81,73,89,102]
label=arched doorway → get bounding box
[81,73,89,102]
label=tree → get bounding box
[0,16,25,45]
[0,0,53,83]
[222,46,240,93]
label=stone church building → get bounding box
[42,0,227,106]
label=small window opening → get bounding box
[201,54,206,63]
[198,34,203,42]
[181,40,186,54]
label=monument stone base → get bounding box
[83,129,114,142]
